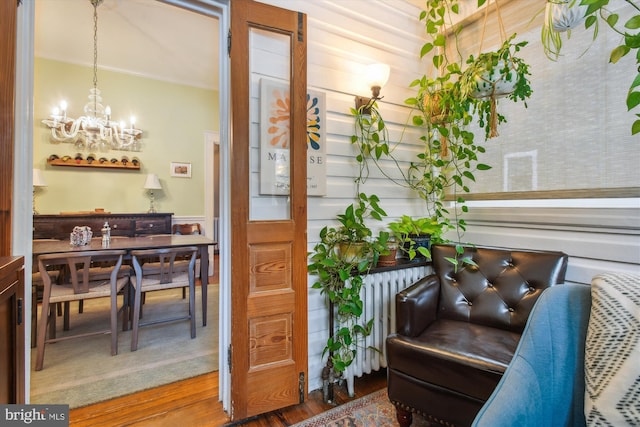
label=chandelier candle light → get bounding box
[42,0,142,151]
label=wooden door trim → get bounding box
[0,0,17,256]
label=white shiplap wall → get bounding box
[261,0,429,392]
[458,207,640,286]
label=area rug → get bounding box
[292,389,431,427]
[30,284,219,409]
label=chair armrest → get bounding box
[472,284,591,427]
[395,274,441,337]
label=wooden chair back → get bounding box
[131,247,198,284]
[38,250,127,294]
[172,223,201,235]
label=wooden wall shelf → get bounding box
[47,158,140,170]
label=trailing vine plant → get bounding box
[350,0,533,267]
[307,193,388,373]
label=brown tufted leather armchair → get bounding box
[386,244,569,427]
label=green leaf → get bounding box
[625,15,640,29]
[630,74,640,90]
[477,163,492,170]
[627,91,640,110]
[632,119,640,135]
[585,15,597,29]
[434,34,446,47]
[610,45,630,63]
[420,43,434,58]
[606,13,619,28]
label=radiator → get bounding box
[343,264,431,396]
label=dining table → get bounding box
[32,234,217,326]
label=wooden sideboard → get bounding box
[33,213,173,239]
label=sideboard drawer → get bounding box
[106,219,134,236]
[134,219,170,235]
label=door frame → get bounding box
[12,0,233,407]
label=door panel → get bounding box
[230,0,307,420]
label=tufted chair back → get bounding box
[387,244,569,427]
[433,245,569,333]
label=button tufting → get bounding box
[487,283,493,288]
[508,307,514,312]
[468,301,473,306]
[529,286,535,293]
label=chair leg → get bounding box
[131,285,141,352]
[189,282,196,339]
[48,303,57,339]
[122,284,131,332]
[31,287,37,348]
[35,300,53,371]
[110,293,118,356]
[395,406,413,427]
[202,281,207,327]
[63,301,70,331]
[182,287,186,299]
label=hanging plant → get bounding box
[539,0,640,135]
[541,0,589,60]
[549,0,588,31]
[460,34,532,138]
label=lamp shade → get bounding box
[33,169,47,187]
[365,63,390,89]
[143,173,162,190]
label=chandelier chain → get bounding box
[93,1,99,110]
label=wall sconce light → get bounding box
[143,173,162,213]
[354,63,391,114]
[33,168,48,215]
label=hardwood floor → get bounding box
[69,255,388,426]
[69,369,388,427]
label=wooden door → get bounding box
[229,0,307,420]
[0,257,25,404]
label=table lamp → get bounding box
[33,168,47,215]
[143,173,162,213]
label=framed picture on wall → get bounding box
[170,162,191,178]
[259,77,327,196]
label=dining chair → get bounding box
[144,223,202,298]
[31,239,62,347]
[130,246,198,351]
[35,249,129,371]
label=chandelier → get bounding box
[42,0,142,151]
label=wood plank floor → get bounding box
[69,369,388,427]
[69,255,388,426]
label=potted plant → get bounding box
[308,193,387,375]
[376,232,399,267]
[388,215,446,261]
[459,34,533,138]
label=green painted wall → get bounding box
[34,58,218,216]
